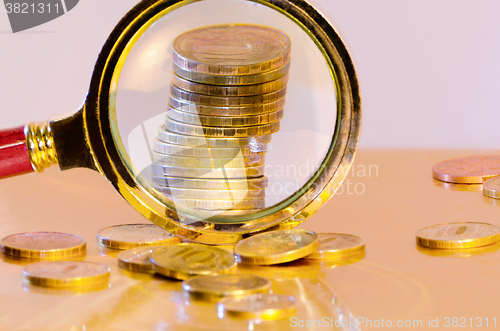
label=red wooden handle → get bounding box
[0,126,33,178]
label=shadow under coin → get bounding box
[96,245,121,258]
[433,179,482,192]
[417,241,500,258]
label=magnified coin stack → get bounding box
[152,24,291,216]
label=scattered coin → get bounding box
[0,232,86,259]
[304,233,365,260]
[234,229,319,265]
[416,222,500,249]
[96,224,180,250]
[182,274,272,302]
[157,128,272,146]
[433,155,500,184]
[22,261,110,290]
[483,177,500,199]
[117,246,164,273]
[173,62,290,86]
[218,293,296,320]
[165,118,280,138]
[150,244,237,280]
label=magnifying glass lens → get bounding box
[112,0,337,223]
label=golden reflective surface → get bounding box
[1,150,500,330]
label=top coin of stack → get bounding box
[153,24,291,216]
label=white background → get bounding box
[0,0,499,149]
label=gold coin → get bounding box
[166,118,280,138]
[157,128,272,146]
[234,229,319,265]
[483,177,500,199]
[172,24,291,76]
[153,140,265,158]
[304,233,365,260]
[218,293,297,320]
[173,62,290,86]
[172,73,289,97]
[152,151,265,168]
[117,246,164,273]
[416,222,500,249]
[182,274,271,302]
[150,244,237,280]
[96,224,180,250]
[0,232,86,259]
[151,163,265,179]
[170,85,287,107]
[169,95,286,116]
[167,107,284,127]
[22,261,110,290]
[170,198,265,210]
[156,187,265,200]
[152,176,268,190]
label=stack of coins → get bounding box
[152,24,291,215]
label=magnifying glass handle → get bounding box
[0,126,34,178]
[0,108,97,179]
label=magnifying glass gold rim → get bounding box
[80,0,361,244]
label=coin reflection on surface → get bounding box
[417,241,500,258]
[433,179,482,192]
[238,260,321,279]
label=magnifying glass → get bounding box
[0,0,361,245]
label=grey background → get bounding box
[0,0,499,148]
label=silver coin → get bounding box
[167,107,284,127]
[173,61,290,86]
[165,118,280,138]
[170,85,287,107]
[171,73,289,96]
